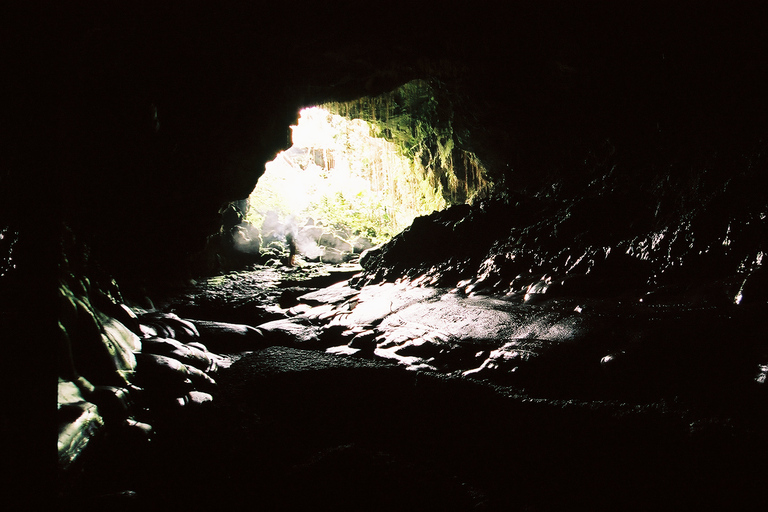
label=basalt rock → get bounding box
[351,236,374,254]
[27,2,768,507]
[56,272,270,476]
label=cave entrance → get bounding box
[244,106,446,264]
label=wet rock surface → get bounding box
[256,275,768,411]
[59,263,768,511]
[53,182,768,509]
[154,263,363,325]
[62,345,768,512]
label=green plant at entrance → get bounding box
[323,79,489,205]
[247,105,451,246]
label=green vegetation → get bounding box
[323,79,489,205]
[247,106,448,245]
[246,81,490,246]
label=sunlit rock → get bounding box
[319,246,347,264]
[138,312,200,341]
[523,278,551,303]
[297,281,359,306]
[134,353,216,404]
[184,391,214,406]
[142,337,222,373]
[59,284,139,388]
[346,329,379,354]
[232,222,261,254]
[735,267,768,305]
[58,378,104,471]
[462,342,523,379]
[257,318,322,346]
[318,233,353,254]
[351,236,374,254]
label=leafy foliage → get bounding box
[247,106,448,245]
[324,79,489,205]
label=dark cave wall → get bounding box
[13,1,768,284]
[51,1,441,280]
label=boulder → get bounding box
[57,378,104,471]
[352,236,374,253]
[320,247,348,264]
[232,222,261,254]
[299,225,324,241]
[318,233,353,253]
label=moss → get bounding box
[323,79,490,206]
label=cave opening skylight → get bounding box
[244,106,445,263]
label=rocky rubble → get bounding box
[57,275,265,490]
[209,201,376,272]
[57,263,768,509]
[54,235,768,511]
[250,274,766,408]
[55,178,768,507]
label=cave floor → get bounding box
[66,264,768,511]
[71,347,767,511]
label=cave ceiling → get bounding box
[7,0,768,279]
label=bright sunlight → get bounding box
[245,107,446,264]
